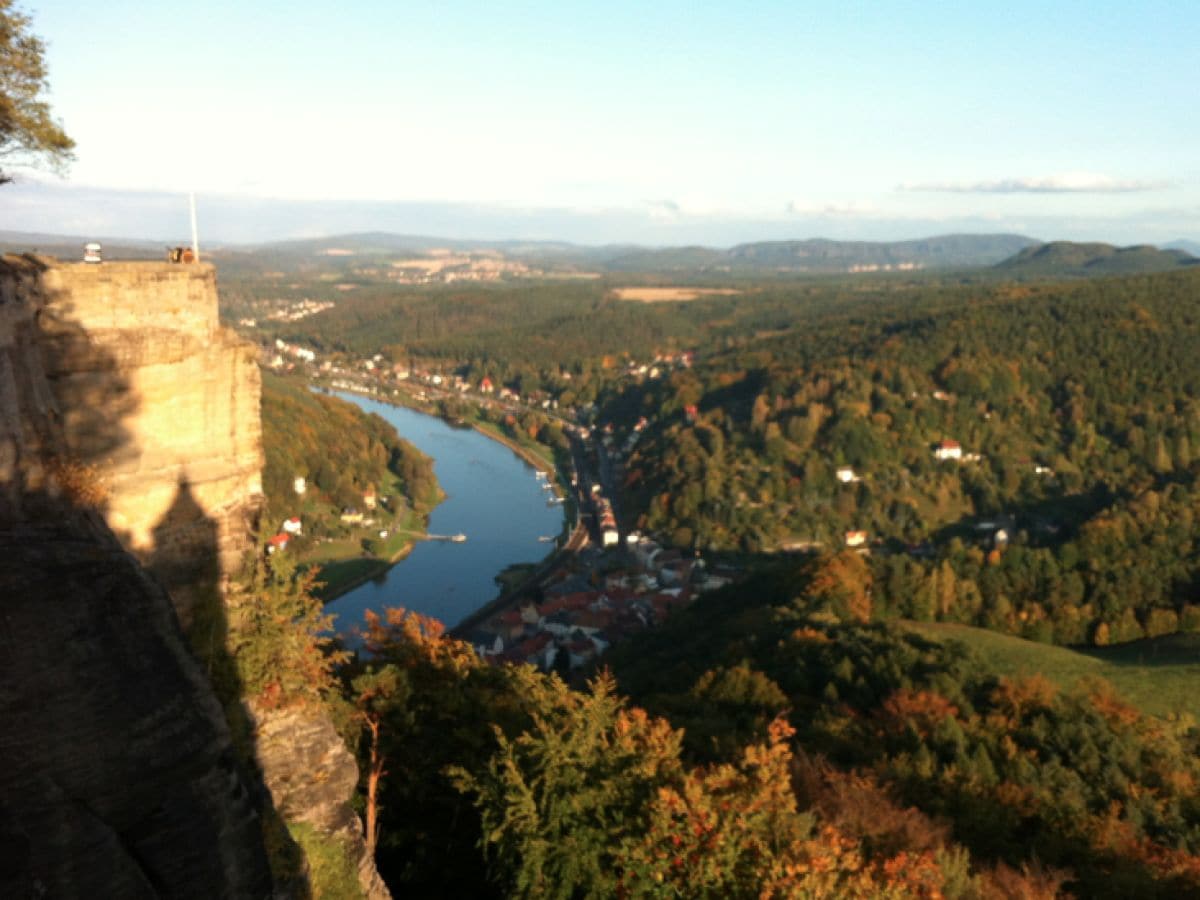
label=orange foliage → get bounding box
[806,551,873,623]
[879,689,959,737]
[988,675,1057,724]
[619,719,948,898]
[791,753,950,857]
[1084,678,1140,728]
[982,859,1071,899]
[1085,801,1200,890]
[360,606,479,674]
[790,627,832,644]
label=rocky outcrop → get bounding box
[0,514,274,898]
[0,255,274,896]
[0,255,263,625]
[249,702,392,900]
[0,255,390,898]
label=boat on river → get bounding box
[450,533,467,543]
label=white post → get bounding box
[189,192,201,262]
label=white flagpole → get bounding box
[189,192,201,262]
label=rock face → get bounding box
[0,255,274,896]
[250,702,393,900]
[0,255,391,898]
[0,256,263,624]
[0,517,275,898]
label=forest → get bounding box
[607,270,1200,648]
[217,560,1200,898]
[259,373,439,548]
[252,268,1200,648]
[230,265,1200,896]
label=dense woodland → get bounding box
[256,268,1200,648]
[230,264,1200,896]
[217,563,1200,897]
[611,270,1200,648]
[259,373,437,530]
[605,560,1200,899]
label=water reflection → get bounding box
[324,394,564,633]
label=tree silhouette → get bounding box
[0,1,74,184]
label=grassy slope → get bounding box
[901,621,1200,721]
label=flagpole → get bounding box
[189,192,201,262]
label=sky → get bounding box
[3,0,1198,245]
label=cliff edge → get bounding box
[0,255,389,899]
[0,255,273,895]
[0,257,263,624]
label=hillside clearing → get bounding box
[900,621,1200,721]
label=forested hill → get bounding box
[594,233,1038,272]
[259,373,437,525]
[608,268,1200,647]
[236,230,1037,273]
[995,241,1198,277]
[602,560,1200,898]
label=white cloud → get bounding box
[785,200,878,217]
[899,172,1166,194]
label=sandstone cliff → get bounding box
[250,701,392,900]
[0,255,388,898]
[0,255,273,896]
[0,256,263,624]
[0,515,274,898]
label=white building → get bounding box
[844,530,868,548]
[934,440,963,461]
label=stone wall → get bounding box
[0,257,263,623]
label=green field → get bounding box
[901,621,1200,721]
[301,475,440,601]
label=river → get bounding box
[325,392,566,634]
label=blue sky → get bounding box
[5,0,1198,244]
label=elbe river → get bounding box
[325,392,565,634]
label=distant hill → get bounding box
[3,228,1043,275]
[593,233,1039,273]
[995,241,1198,277]
[728,234,1037,270]
[1163,238,1200,257]
[0,230,169,260]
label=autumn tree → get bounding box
[224,550,346,706]
[351,607,532,895]
[0,2,74,184]
[351,664,408,857]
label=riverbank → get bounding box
[306,479,445,602]
[319,388,570,628]
[328,382,575,533]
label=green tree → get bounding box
[225,550,346,705]
[0,1,74,184]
